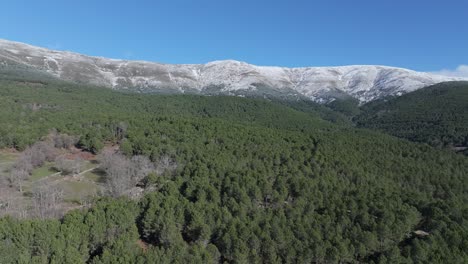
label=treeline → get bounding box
[0,78,467,263]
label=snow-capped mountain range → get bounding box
[0,39,465,103]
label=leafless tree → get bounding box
[7,141,60,192]
[31,182,63,219]
[9,167,29,193]
[0,202,7,217]
[54,155,66,174]
[98,153,156,197]
[104,154,132,197]
[72,157,84,175]
[2,194,28,218]
[155,154,178,175]
[54,155,83,176]
[130,155,154,185]
[24,147,45,168]
[33,141,58,162]
[9,153,33,192]
[50,131,78,149]
[97,151,116,171]
[56,135,78,149]
[0,195,28,219]
[18,141,57,168]
[63,135,78,149]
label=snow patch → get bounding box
[1,39,467,103]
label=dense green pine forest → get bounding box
[0,76,467,263]
[355,81,468,153]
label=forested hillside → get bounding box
[355,81,468,153]
[0,77,467,263]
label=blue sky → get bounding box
[1,0,467,74]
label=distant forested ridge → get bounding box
[355,81,468,153]
[0,76,467,263]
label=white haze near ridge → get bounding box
[431,65,468,78]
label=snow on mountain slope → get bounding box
[0,39,464,103]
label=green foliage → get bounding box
[78,132,104,154]
[275,98,353,125]
[0,78,333,150]
[0,77,467,263]
[0,199,139,264]
[327,97,361,118]
[355,81,468,149]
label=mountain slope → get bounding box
[355,81,468,152]
[0,75,467,263]
[0,76,336,150]
[0,39,464,103]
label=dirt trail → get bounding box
[33,166,98,185]
[77,167,97,176]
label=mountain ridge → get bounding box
[0,38,465,103]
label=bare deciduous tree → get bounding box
[130,155,154,185]
[32,182,63,219]
[30,141,58,161]
[98,153,156,197]
[9,167,29,193]
[97,151,116,171]
[50,131,78,149]
[24,146,45,168]
[17,141,56,169]
[155,154,178,175]
[103,154,132,197]
[0,195,28,219]
[9,153,33,192]
[54,155,83,176]
[8,140,60,193]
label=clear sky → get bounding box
[1,0,467,74]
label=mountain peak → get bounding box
[0,38,465,102]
